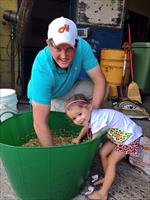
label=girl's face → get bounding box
[47,41,76,69]
[66,104,91,126]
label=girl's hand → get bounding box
[72,137,80,144]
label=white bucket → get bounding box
[0,89,18,122]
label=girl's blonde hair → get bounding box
[65,94,90,111]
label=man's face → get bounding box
[48,42,76,68]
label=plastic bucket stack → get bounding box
[0,89,18,122]
[0,111,104,200]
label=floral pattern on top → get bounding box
[107,128,132,144]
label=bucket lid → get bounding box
[132,42,150,48]
[0,88,16,98]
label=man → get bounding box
[27,17,106,146]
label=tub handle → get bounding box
[0,103,18,122]
[0,111,18,123]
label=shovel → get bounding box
[127,24,142,104]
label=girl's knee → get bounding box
[99,141,115,159]
[99,148,107,159]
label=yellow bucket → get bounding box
[100,48,130,97]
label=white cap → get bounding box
[47,17,78,47]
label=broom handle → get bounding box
[128,24,134,82]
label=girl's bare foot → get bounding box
[93,178,104,185]
[88,190,108,200]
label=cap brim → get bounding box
[52,35,76,48]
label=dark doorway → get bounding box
[20,0,70,97]
[123,10,150,43]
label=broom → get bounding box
[127,24,142,103]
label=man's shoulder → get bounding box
[78,37,89,47]
[33,46,53,72]
[36,46,51,59]
[35,47,52,64]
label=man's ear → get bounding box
[46,39,49,45]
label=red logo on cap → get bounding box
[58,24,69,33]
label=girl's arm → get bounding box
[72,126,89,144]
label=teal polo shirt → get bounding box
[27,37,98,104]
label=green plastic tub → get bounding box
[132,42,150,94]
[0,111,104,200]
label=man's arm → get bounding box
[87,64,107,108]
[32,101,53,146]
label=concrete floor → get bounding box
[0,96,150,200]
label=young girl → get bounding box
[65,94,143,200]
